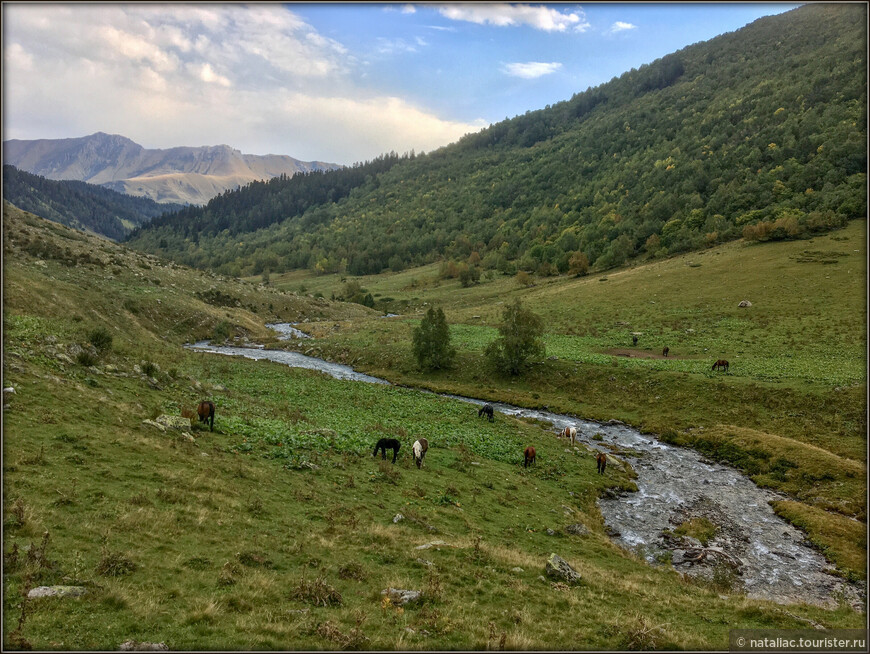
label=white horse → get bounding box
[560,426,577,446]
[412,438,429,469]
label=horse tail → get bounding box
[373,441,380,457]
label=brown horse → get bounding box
[197,400,215,431]
[712,359,729,372]
[413,438,429,469]
[596,452,607,475]
[662,346,669,357]
[560,426,577,446]
[524,446,536,468]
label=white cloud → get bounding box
[2,3,484,163]
[197,63,232,87]
[376,37,419,55]
[502,61,562,79]
[608,21,637,34]
[437,3,590,32]
[384,4,417,14]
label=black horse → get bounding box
[478,404,494,422]
[373,438,401,464]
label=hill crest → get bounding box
[2,132,342,206]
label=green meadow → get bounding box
[2,206,866,650]
[268,219,867,580]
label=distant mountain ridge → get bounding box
[2,132,342,205]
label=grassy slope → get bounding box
[265,220,867,578]
[3,206,864,650]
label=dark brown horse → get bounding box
[596,452,607,475]
[197,400,215,431]
[662,346,669,357]
[524,446,536,468]
[478,404,494,422]
[373,438,401,464]
[712,359,729,372]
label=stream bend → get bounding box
[186,329,863,610]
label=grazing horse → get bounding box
[197,400,215,431]
[478,404,494,422]
[596,452,607,475]
[632,334,638,347]
[412,438,429,469]
[373,438,401,464]
[561,426,577,446]
[712,359,729,372]
[524,446,536,468]
[662,346,669,357]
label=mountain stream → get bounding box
[186,325,864,611]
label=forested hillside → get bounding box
[3,165,184,240]
[126,3,866,277]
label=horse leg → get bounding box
[392,448,398,464]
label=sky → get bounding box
[2,2,803,166]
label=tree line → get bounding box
[3,165,183,241]
[126,3,866,279]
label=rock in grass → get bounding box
[393,513,405,523]
[141,419,165,432]
[381,588,422,605]
[565,523,590,536]
[118,640,169,651]
[414,540,448,550]
[545,553,582,584]
[27,585,87,599]
[155,415,191,430]
[738,300,752,308]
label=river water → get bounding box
[186,327,864,610]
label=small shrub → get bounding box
[619,613,671,650]
[87,327,113,353]
[292,573,343,607]
[217,561,239,586]
[316,619,368,649]
[141,360,158,377]
[96,550,137,577]
[236,550,273,568]
[5,498,29,529]
[337,562,367,581]
[212,321,231,342]
[76,350,98,367]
